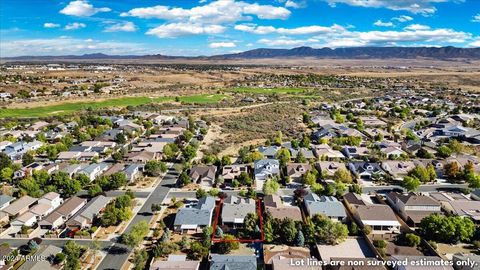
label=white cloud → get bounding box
[60,0,111,17]
[121,0,290,22]
[0,37,146,57]
[404,24,430,31]
[321,0,458,15]
[234,24,345,35]
[209,42,236,48]
[252,24,471,48]
[44,23,60,28]
[373,20,394,27]
[473,13,480,22]
[469,40,480,47]
[392,15,414,22]
[257,37,318,47]
[64,22,86,30]
[285,0,303,8]
[146,23,226,38]
[104,22,137,32]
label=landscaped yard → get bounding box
[0,94,229,118]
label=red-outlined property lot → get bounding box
[211,198,264,243]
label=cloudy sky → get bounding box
[1,0,479,57]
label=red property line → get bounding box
[211,198,264,243]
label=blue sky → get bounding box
[1,0,479,56]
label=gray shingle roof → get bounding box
[304,193,346,218]
[210,255,257,270]
[174,196,215,227]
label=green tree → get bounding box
[295,230,305,246]
[263,179,280,195]
[216,234,239,254]
[437,145,452,158]
[405,233,421,247]
[144,160,167,177]
[179,171,191,187]
[196,188,207,198]
[275,147,291,167]
[302,171,317,186]
[333,168,353,183]
[0,167,13,182]
[0,152,12,171]
[189,241,209,260]
[419,214,475,244]
[238,172,253,186]
[121,220,149,248]
[22,152,35,166]
[402,176,420,192]
[88,184,103,197]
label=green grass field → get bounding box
[0,94,229,118]
[226,87,309,94]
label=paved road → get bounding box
[96,166,179,270]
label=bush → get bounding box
[54,253,66,264]
[363,225,372,235]
[373,240,387,249]
[405,233,421,247]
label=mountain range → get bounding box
[3,46,480,61]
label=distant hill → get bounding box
[213,46,480,59]
[2,46,480,61]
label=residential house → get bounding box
[29,203,55,221]
[221,164,249,184]
[0,195,14,210]
[285,163,311,184]
[348,162,385,180]
[18,245,63,270]
[53,196,87,221]
[352,204,401,234]
[386,192,442,226]
[258,146,281,159]
[317,238,376,263]
[11,211,37,227]
[303,193,347,222]
[342,146,369,159]
[264,195,302,221]
[221,196,256,228]
[60,163,86,177]
[174,196,215,233]
[126,151,160,163]
[66,195,111,229]
[254,159,280,190]
[316,162,348,178]
[359,116,387,127]
[313,144,345,160]
[289,148,315,160]
[1,196,37,217]
[381,160,416,180]
[38,212,63,230]
[379,147,407,159]
[430,192,480,223]
[78,163,110,181]
[124,164,142,183]
[209,255,257,270]
[38,192,62,209]
[189,166,217,187]
[150,255,200,270]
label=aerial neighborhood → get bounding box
[2,0,480,268]
[0,79,480,270]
